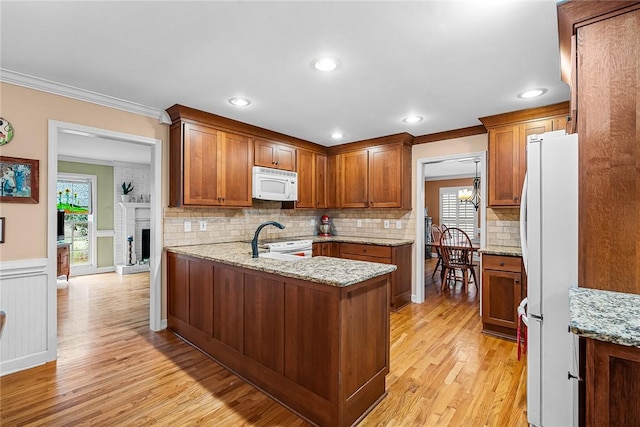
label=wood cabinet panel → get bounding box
[188,258,214,336]
[213,267,244,352]
[296,149,316,208]
[341,279,389,398]
[586,339,640,427]
[482,104,569,208]
[284,284,338,401]
[340,150,369,208]
[244,274,284,374]
[166,252,390,427]
[220,132,253,206]
[368,145,401,208]
[183,123,220,205]
[326,154,340,208]
[340,243,391,259]
[312,242,340,257]
[255,139,296,171]
[168,113,253,207]
[576,8,640,293]
[315,154,327,209]
[481,254,524,339]
[57,243,70,281]
[167,252,189,323]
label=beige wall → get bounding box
[0,83,168,261]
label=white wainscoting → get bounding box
[0,258,54,376]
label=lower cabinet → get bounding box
[585,339,640,427]
[312,241,412,311]
[481,254,526,340]
[166,251,390,427]
[57,243,70,281]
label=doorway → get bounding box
[47,120,163,362]
[413,151,487,304]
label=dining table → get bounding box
[430,240,480,291]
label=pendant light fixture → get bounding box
[458,159,481,211]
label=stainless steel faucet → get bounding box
[251,221,285,258]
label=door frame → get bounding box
[48,120,163,360]
[413,151,487,303]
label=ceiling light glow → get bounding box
[517,88,547,99]
[314,57,338,72]
[403,115,423,124]
[228,97,251,107]
[330,132,343,139]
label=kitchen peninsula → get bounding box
[165,242,396,427]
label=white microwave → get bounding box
[252,166,298,201]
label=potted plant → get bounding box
[121,182,134,202]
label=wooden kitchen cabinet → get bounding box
[337,136,411,209]
[167,107,253,207]
[57,243,70,281]
[254,138,296,171]
[481,254,526,340]
[557,3,640,293]
[296,150,337,209]
[339,243,412,311]
[585,339,640,427]
[480,104,569,207]
[166,251,390,427]
[312,242,340,257]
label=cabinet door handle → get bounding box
[499,261,505,266]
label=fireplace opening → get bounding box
[142,228,150,261]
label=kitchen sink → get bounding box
[258,252,308,262]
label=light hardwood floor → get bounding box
[0,260,527,426]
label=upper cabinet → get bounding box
[557,2,640,294]
[169,121,253,207]
[254,139,296,171]
[295,149,316,208]
[337,135,412,209]
[480,103,570,207]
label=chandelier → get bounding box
[458,159,481,211]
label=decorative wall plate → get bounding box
[0,117,14,146]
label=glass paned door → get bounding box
[57,178,92,266]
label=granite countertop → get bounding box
[307,235,413,247]
[165,242,396,288]
[569,287,640,347]
[478,245,522,257]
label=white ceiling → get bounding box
[0,1,568,148]
[424,157,480,180]
[58,132,152,165]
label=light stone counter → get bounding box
[165,241,396,288]
[307,235,413,247]
[569,287,640,348]
[478,245,523,257]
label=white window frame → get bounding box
[57,172,97,274]
[439,186,479,240]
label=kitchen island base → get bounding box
[167,252,391,426]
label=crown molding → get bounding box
[0,69,171,124]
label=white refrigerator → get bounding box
[520,130,580,427]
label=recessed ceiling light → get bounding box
[402,115,423,124]
[313,57,339,72]
[330,132,343,140]
[517,88,548,99]
[228,97,251,107]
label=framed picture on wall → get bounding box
[0,217,4,243]
[0,156,39,204]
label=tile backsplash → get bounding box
[486,207,521,247]
[163,201,415,248]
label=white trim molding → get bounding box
[1,69,171,124]
[0,258,48,279]
[96,229,116,238]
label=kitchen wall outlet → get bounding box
[396,221,402,229]
[199,220,207,231]
[383,220,390,229]
[356,219,362,228]
[183,221,192,232]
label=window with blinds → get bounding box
[439,186,478,238]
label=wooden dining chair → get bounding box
[439,227,478,293]
[430,224,444,280]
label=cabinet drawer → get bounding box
[340,243,391,260]
[482,254,521,272]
